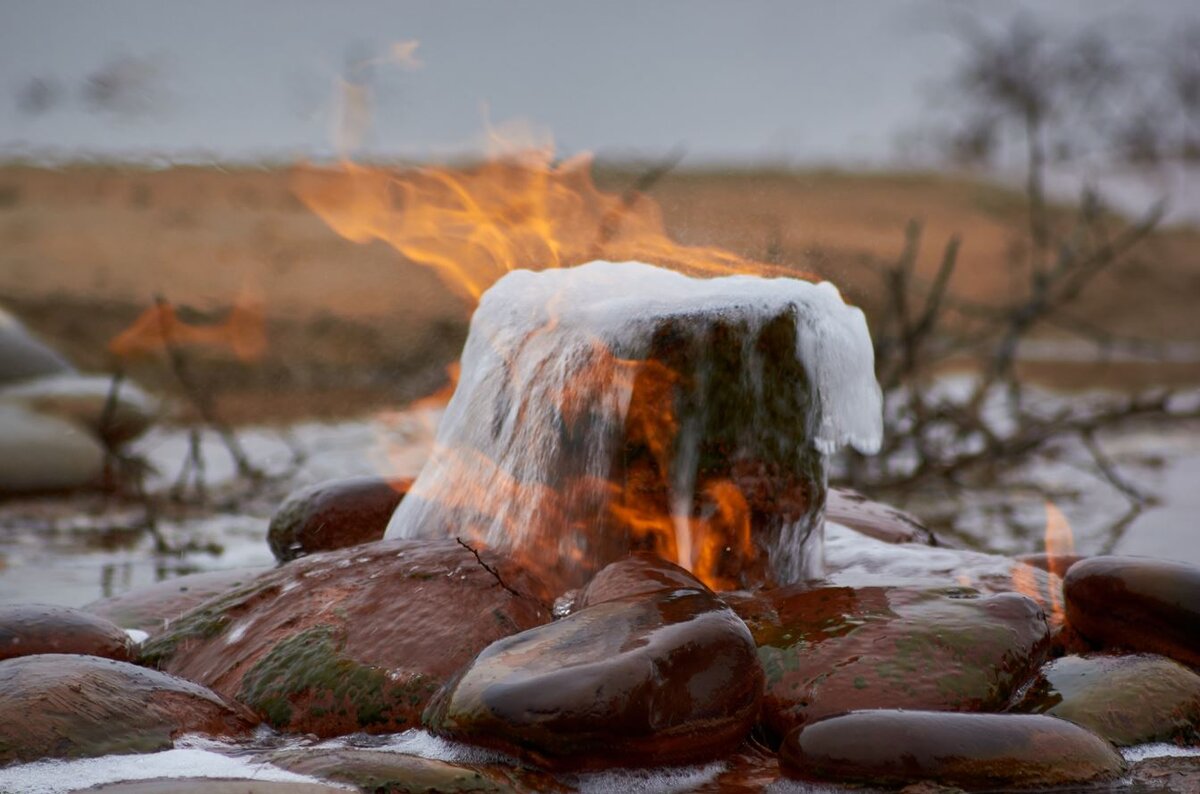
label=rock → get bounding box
[140,539,550,737]
[425,559,762,769]
[755,585,1050,738]
[780,710,1125,790]
[0,373,158,445]
[1129,754,1200,792]
[718,590,781,637]
[0,603,134,661]
[265,748,512,793]
[1065,555,1200,667]
[1015,551,1087,576]
[85,567,271,637]
[1016,654,1200,745]
[0,402,105,493]
[826,487,936,545]
[0,305,75,385]
[0,654,257,764]
[576,551,704,607]
[81,782,348,794]
[267,476,412,563]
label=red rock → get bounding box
[0,653,257,764]
[425,560,762,769]
[264,748,516,793]
[85,567,269,637]
[0,603,134,661]
[1064,555,1200,667]
[576,552,703,607]
[140,539,550,737]
[755,585,1049,738]
[268,476,411,562]
[826,487,936,545]
[780,710,1125,789]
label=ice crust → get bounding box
[385,261,882,582]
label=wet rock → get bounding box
[755,585,1050,738]
[0,402,105,493]
[718,590,781,637]
[82,781,348,794]
[85,567,271,637]
[1016,654,1200,746]
[826,487,936,545]
[780,710,1125,790]
[0,373,158,446]
[576,551,704,607]
[265,748,511,793]
[1015,551,1087,576]
[1065,555,1200,667]
[141,539,550,737]
[0,603,134,661]
[267,476,411,563]
[425,560,763,769]
[1129,754,1200,792]
[0,653,257,764]
[0,305,75,385]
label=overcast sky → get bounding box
[2,0,1196,167]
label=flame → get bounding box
[109,290,266,362]
[1011,500,1076,628]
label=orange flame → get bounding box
[109,292,266,362]
[1012,500,1076,627]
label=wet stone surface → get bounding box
[0,653,257,764]
[139,539,550,738]
[826,486,936,545]
[425,557,763,769]
[1065,555,1200,668]
[1016,653,1200,746]
[265,748,512,793]
[267,475,411,563]
[81,781,349,794]
[754,584,1050,739]
[780,710,1126,790]
[84,567,271,637]
[0,603,135,661]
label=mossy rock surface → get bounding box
[754,585,1050,739]
[141,538,550,737]
[85,567,269,637]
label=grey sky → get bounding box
[1,0,1196,166]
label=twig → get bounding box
[456,537,550,612]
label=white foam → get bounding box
[316,728,513,766]
[572,761,726,793]
[1123,743,1200,762]
[0,747,347,794]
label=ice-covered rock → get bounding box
[0,305,74,386]
[386,261,881,588]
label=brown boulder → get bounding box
[0,653,256,764]
[425,560,763,769]
[0,603,134,661]
[141,539,550,737]
[265,748,514,793]
[755,585,1050,738]
[780,710,1125,790]
[826,487,936,545]
[84,567,269,637]
[576,551,705,607]
[268,476,412,563]
[1064,555,1200,667]
[1016,653,1200,746]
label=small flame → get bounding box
[108,290,266,362]
[1011,499,1076,627]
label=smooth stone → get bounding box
[755,585,1050,738]
[425,561,763,769]
[140,539,550,737]
[265,748,512,793]
[826,487,936,545]
[0,603,134,662]
[0,373,158,445]
[1065,555,1200,668]
[0,403,105,492]
[1016,653,1200,745]
[267,475,412,563]
[780,710,1125,790]
[1129,755,1200,793]
[718,590,781,637]
[576,551,705,607]
[85,567,271,637]
[0,654,257,764]
[0,305,75,385]
[82,781,348,794]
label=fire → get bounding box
[109,291,266,362]
[295,104,809,589]
[1011,499,1076,627]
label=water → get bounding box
[384,261,882,587]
